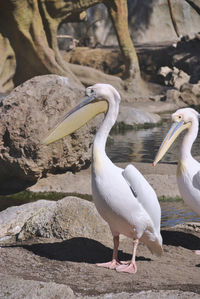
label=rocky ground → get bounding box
[0,210,200,298]
[0,162,200,298]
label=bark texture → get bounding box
[0,0,140,93]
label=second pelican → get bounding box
[42,83,162,273]
[153,108,200,254]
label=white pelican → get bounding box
[42,83,162,273]
[153,108,200,255]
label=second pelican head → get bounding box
[153,108,200,166]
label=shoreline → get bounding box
[28,162,180,198]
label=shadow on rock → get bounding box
[196,264,200,268]
[162,230,200,250]
[7,237,151,264]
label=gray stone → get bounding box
[173,69,190,90]
[165,89,187,107]
[0,196,111,246]
[28,168,92,194]
[158,66,172,80]
[80,290,200,299]
[18,197,111,246]
[0,274,75,299]
[180,83,200,105]
[0,200,55,241]
[158,67,190,89]
[0,75,102,194]
[117,106,161,127]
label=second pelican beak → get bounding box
[153,120,191,166]
[42,94,108,145]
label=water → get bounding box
[106,115,200,164]
[0,115,200,227]
[161,201,200,227]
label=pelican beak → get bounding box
[153,120,191,166]
[41,93,108,145]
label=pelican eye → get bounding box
[176,115,183,122]
[86,88,96,97]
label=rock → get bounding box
[158,66,190,89]
[0,197,111,247]
[28,168,92,194]
[180,83,200,105]
[0,75,102,194]
[173,69,190,90]
[0,274,75,299]
[0,200,55,241]
[1,276,199,299]
[158,66,172,79]
[18,197,111,246]
[117,106,161,128]
[80,290,200,299]
[165,89,187,107]
[172,222,200,233]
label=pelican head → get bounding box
[153,108,199,166]
[42,83,120,145]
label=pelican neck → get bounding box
[179,119,199,161]
[93,98,119,162]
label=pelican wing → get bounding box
[122,164,161,232]
[193,170,200,191]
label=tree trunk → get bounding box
[167,0,180,38]
[105,0,141,81]
[0,0,141,93]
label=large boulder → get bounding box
[158,67,190,89]
[0,197,112,247]
[18,197,111,245]
[117,106,161,128]
[0,200,55,241]
[0,75,102,194]
[0,275,75,299]
[165,82,200,106]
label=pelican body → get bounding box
[153,108,200,254]
[42,83,162,273]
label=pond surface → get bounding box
[106,114,200,164]
[161,201,200,227]
[1,114,200,228]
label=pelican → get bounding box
[153,108,200,255]
[42,83,162,273]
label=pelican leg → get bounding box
[96,235,120,269]
[116,239,138,274]
[195,250,200,255]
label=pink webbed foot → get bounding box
[195,250,200,255]
[116,262,137,274]
[96,259,120,270]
